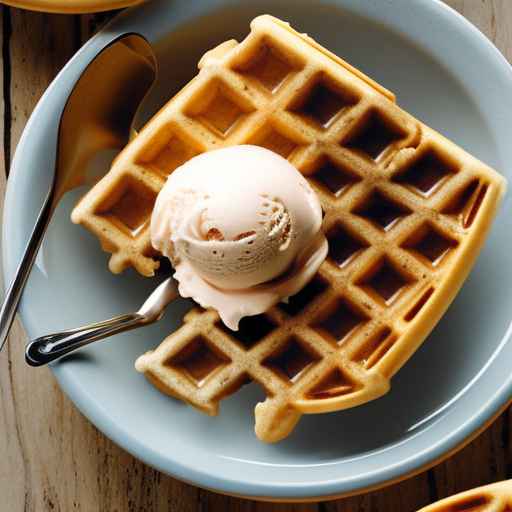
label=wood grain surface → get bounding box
[0,1,511,510]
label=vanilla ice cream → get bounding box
[151,145,328,330]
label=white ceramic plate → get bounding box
[3,0,512,501]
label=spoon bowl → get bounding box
[0,33,157,353]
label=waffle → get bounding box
[73,15,506,442]
[418,481,512,512]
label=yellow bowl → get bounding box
[2,0,143,13]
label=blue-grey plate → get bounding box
[3,0,512,501]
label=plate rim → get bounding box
[2,0,143,14]
[3,0,512,501]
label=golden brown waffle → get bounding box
[74,15,506,442]
[418,481,512,512]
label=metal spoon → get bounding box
[25,276,178,367]
[0,34,157,353]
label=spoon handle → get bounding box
[25,313,147,367]
[25,277,179,367]
[0,191,53,353]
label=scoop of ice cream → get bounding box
[151,145,327,329]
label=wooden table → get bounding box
[0,1,510,510]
